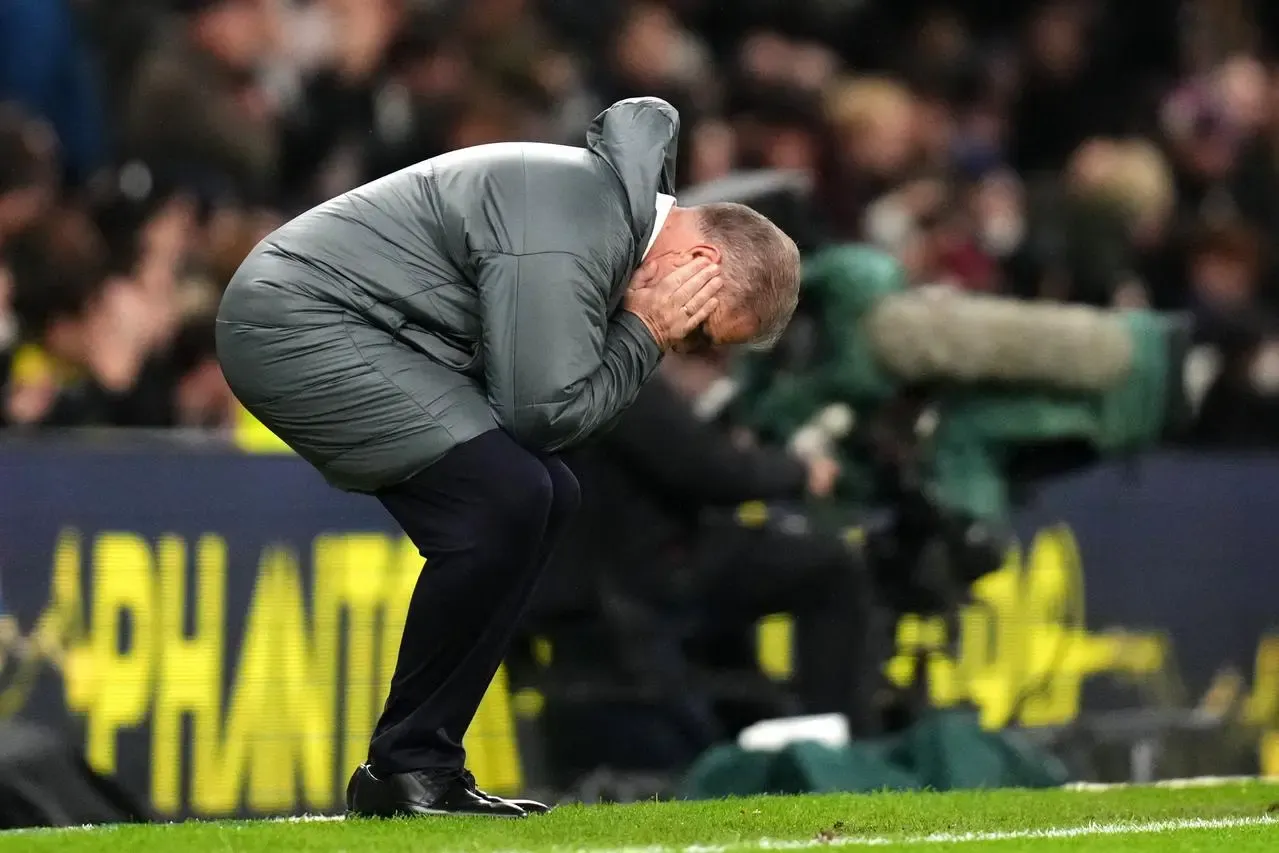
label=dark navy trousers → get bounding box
[369,430,580,776]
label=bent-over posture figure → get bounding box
[215,97,801,817]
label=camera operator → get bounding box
[539,354,878,735]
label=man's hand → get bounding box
[804,455,840,498]
[625,256,722,351]
[5,377,58,426]
[84,281,151,392]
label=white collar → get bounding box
[643,193,676,259]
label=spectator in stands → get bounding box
[0,0,107,185]
[0,262,14,357]
[1191,333,1279,449]
[274,0,402,203]
[604,2,716,121]
[4,210,170,426]
[124,0,279,201]
[0,106,58,251]
[1012,137,1175,306]
[168,313,236,428]
[1,1,1279,444]
[822,76,920,238]
[731,87,830,186]
[684,118,737,188]
[1182,222,1279,447]
[357,14,476,182]
[1186,222,1266,327]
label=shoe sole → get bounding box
[504,805,552,815]
[414,808,526,818]
[348,804,527,819]
[479,796,552,815]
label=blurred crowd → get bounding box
[3,0,1279,441]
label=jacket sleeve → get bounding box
[476,250,663,451]
[606,377,809,505]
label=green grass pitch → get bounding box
[4,781,1278,852]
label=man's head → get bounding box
[8,209,112,362]
[647,201,801,353]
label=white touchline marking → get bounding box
[1064,776,1273,792]
[481,816,1279,853]
[7,779,1279,839]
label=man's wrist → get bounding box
[622,309,666,351]
[616,311,666,375]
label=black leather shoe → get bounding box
[346,764,527,818]
[460,770,553,814]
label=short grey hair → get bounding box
[695,202,801,350]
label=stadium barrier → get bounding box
[0,435,1275,817]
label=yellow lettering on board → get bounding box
[960,554,1022,728]
[1262,731,1279,779]
[51,527,530,813]
[190,546,294,815]
[1244,636,1279,777]
[252,549,334,813]
[42,523,1267,810]
[151,535,226,815]
[314,533,385,800]
[45,531,90,713]
[0,530,91,721]
[82,534,156,774]
[1244,637,1279,727]
[756,615,793,680]
[1011,529,1094,727]
[880,525,1166,731]
[242,550,294,812]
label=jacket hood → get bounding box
[586,97,681,265]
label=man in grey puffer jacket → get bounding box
[215,97,801,818]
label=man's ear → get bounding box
[689,244,722,264]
